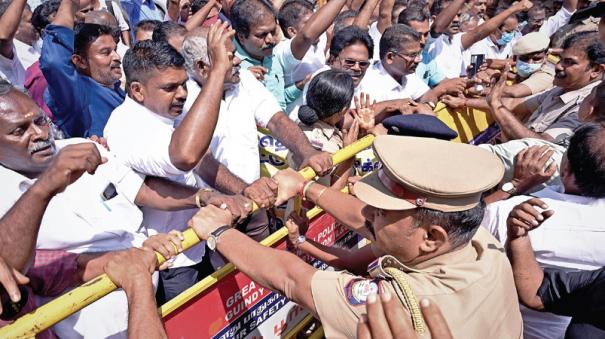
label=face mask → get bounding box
[496,32,515,46]
[516,59,542,78]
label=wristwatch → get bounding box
[207,225,231,250]
[501,181,517,195]
[295,235,306,247]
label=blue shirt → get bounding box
[40,25,125,138]
[415,50,446,88]
[234,38,301,111]
[120,0,164,30]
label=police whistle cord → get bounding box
[0,134,375,338]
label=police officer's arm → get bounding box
[273,169,375,241]
[286,214,377,275]
[189,206,320,315]
[290,0,347,60]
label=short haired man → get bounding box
[188,135,523,339]
[483,122,605,339]
[428,0,532,78]
[0,0,40,89]
[230,0,345,110]
[0,79,226,337]
[104,28,251,301]
[152,20,187,51]
[466,14,520,60]
[360,24,430,102]
[41,0,124,137]
[277,0,327,89]
[398,5,446,87]
[521,0,578,38]
[134,19,161,41]
[180,25,332,253]
[502,31,555,98]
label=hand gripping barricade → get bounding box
[0,101,500,338]
[0,135,376,339]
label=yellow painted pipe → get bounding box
[0,134,375,338]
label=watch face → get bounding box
[208,236,217,250]
[502,182,515,193]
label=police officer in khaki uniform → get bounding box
[189,135,523,339]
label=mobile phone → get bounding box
[0,285,28,321]
[469,54,485,77]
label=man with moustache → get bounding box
[230,0,336,111]
[40,0,124,137]
[177,25,332,268]
[484,31,604,143]
[104,23,255,301]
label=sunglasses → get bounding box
[339,58,371,69]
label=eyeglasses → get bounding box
[338,58,371,69]
[391,51,421,62]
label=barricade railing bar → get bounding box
[0,134,375,338]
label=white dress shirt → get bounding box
[14,39,40,69]
[482,187,605,339]
[0,44,26,90]
[104,97,207,268]
[427,32,467,78]
[277,32,328,86]
[467,36,513,60]
[184,70,281,184]
[368,22,382,61]
[359,60,430,102]
[0,138,149,339]
[539,7,575,38]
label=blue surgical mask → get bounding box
[516,59,542,78]
[496,32,515,46]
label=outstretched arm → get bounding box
[431,0,465,37]
[353,0,380,29]
[461,0,533,50]
[189,206,319,315]
[290,0,347,60]
[169,22,231,171]
[0,0,28,58]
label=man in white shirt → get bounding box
[105,29,252,302]
[521,0,578,38]
[0,79,227,338]
[467,14,519,61]
[0,0,40,89]
[180,26,332,250]
[427,0,532,78]
[482,122,605,339]
[360,24,431,104]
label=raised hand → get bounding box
[36,143,107,196]
[207,21,236,73]
[353,92,376,131]
[511,145,557,194]
[506,198,554,239]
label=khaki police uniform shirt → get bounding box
[287,121,344,185]
[310,228,523,339]
[522,80,601,141]
[521,62,555,95]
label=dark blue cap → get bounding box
[382,114,458,140]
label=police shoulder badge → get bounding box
[344,278,380,306]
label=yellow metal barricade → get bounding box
[0,134,375,339]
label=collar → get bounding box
[313,120,339,139]
[371,242,477,275]
[559,80,601,104]
[532,186,605,205]
[375,61,404,91]
[123,96,176,126]
[233,38,266,65]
